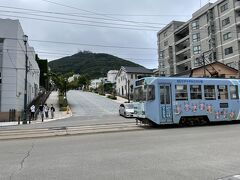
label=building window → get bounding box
[222,17,230,27]
[223,32,232,41]
[194,57,203,67]
[193,45,201,54]
[218,85,228,100]
[160,71,165,76]
[208,39,212,49]
[175,85,188,101]
[164,31,167,37]
[190,85,202,100]
[159,61,165,68]
[204,85,216,100]
[220,3,228,13]
[164,41,168,46]
[131,74,133,79]
[224,47,233,55]
[192,20,199,30]
[159,51,164,59]
[208,26,211,36]
[192,33,200,42]
[230,85,239,99]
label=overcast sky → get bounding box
[0,0,217,69]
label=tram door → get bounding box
[160,84,173,123]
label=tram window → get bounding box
[190,85,202,99]
[160,86,170,104]
[133,87,146,102]
[175,85,188,101]
[230,85,239,99]
[204,85,216,100]
[218,85,228,100]
[147,85,155,101]
[160,86,165,104]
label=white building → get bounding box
[90,77,108,89]
[68,74,80,83]
[0,18,40,121]
[115,66,153,97]
[107,70,118,83]
[90,79,102,89]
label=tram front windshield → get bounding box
[133,86,147,102]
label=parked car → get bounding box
[119,103,135,117]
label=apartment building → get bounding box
[0,18,40,121]
[158,0,240,76]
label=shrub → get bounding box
[58,94,68,111]
[107,95,117,100]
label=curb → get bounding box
[0,124,144,140]
[0,109,73,128]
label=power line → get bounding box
[0,10,163,29]
[4,37,157,50]
[40,0,158,27]
[0,13,159,32]
[0,5,168,26]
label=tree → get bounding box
[51,73,68,95]
[78,74,91,90]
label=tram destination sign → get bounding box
[177,79,203,84]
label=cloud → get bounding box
[0,0,217,69]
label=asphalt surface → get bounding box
[2,90,240,179]
[0,90,133,130]
[1,124,240,180]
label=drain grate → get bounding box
[48,127,67,131]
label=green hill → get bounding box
[48,51,142,79]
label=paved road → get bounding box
[0,90,133,130]
[1,124,240,180]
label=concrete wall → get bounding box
[0,18,40,121]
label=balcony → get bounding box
[176,58,192,66]
[176,47,190,56]
[175,35,190,46]
[175,25,190,42]
[176,61,192,74]
[235,1,240,11]
[176,49,191,63]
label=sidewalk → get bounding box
[0,91,72,127]
[113,96,129,104]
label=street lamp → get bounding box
[23,35,28,124]
[64,78,67,98]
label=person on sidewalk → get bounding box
[44,104,49,119]
[30,104,35,123]
[50,104,55,119]
[39,104,44,122]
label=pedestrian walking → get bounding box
[30,104,35,123]
[39,104,44,122]
[44,104,49,118]
[50,104,55,119]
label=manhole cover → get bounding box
[48,127,67,131]
[218,175,240,180]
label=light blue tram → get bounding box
[133,77,240,125]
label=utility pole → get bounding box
[127,79,130,103]
[23,35,28,124]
